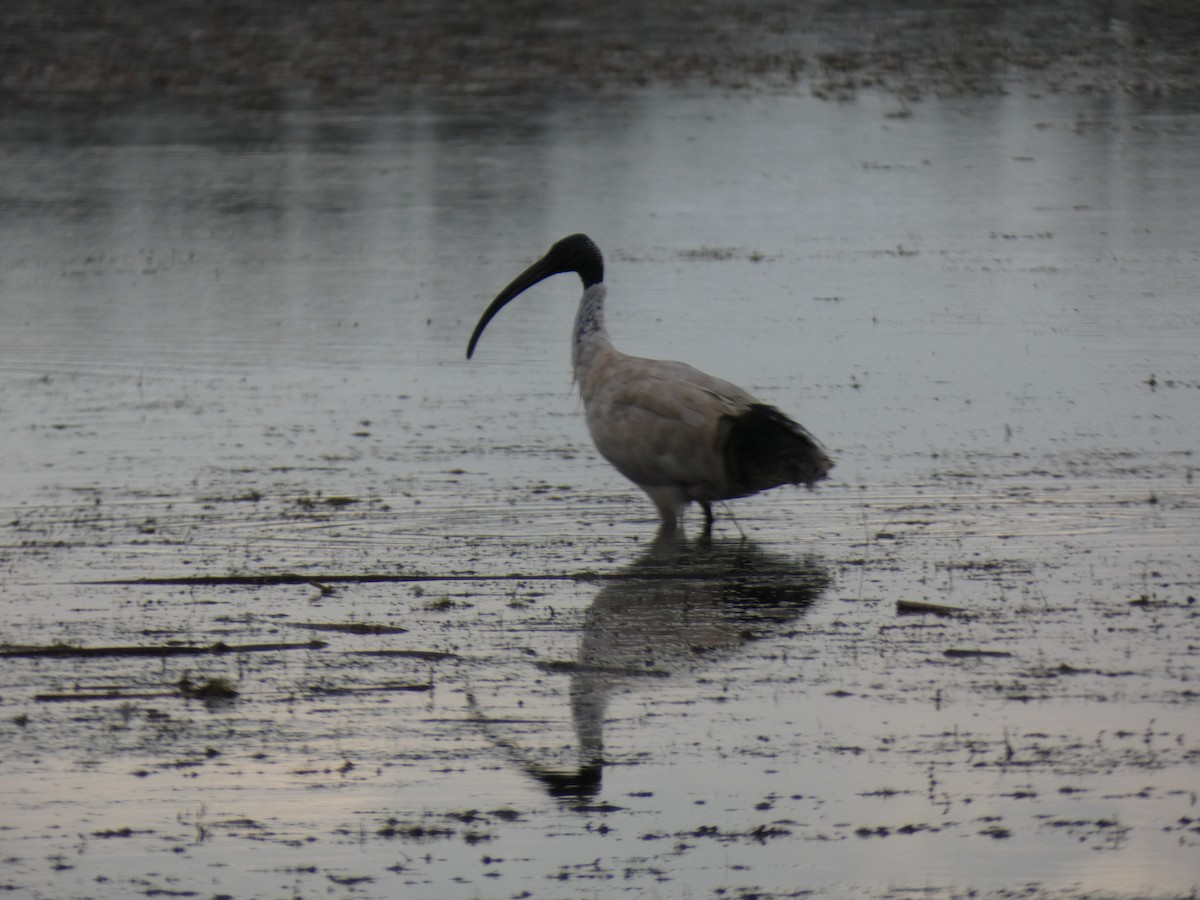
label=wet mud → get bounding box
[5,0,1200,110]
[2,4,1200,899]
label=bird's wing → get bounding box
[612,361,753,424]
[618,358,757,415]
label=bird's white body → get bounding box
[573,285,766,525]
[468,234,832,531]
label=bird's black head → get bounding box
[545,233,604,288]
[466,234,604,359]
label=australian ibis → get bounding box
[466,234,832,531]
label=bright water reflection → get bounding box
[470,537,830,800]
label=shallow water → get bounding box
[1,85,1198,899]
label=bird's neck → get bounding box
[573,284,613,378]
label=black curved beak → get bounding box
[466,234,602,360]
[466,252,563,360]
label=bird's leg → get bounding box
[705,501,746,540]
[722,503,747,540]
[643,485,685,533]
[650,525,685,555]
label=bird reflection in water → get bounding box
[469,534,830,801]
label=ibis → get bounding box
[466,234,833,531]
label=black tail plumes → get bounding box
[721,404,833,496]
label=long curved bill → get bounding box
[466,252,564,359]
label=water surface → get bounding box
[1,84,1198,898]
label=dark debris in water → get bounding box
[897,599,969,617]
[944,647,1014,659]
[290,621,408,635]
[373,808,523,844]
[2,639,327,659]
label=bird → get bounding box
[466,234,833,531]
